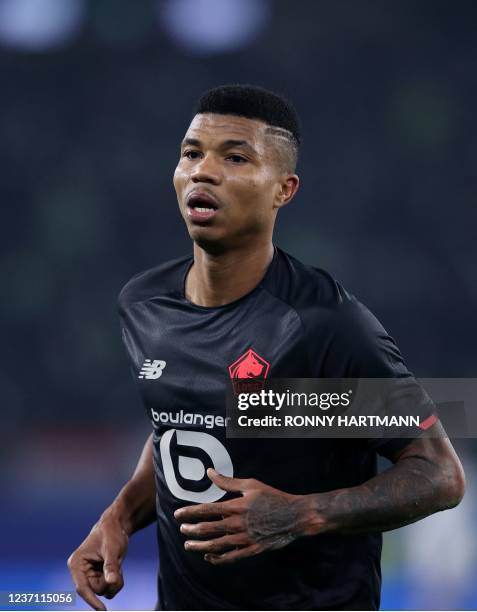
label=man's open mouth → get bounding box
[186,192,220,222]
[190,204,217,212]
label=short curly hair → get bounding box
[195,84,300,171]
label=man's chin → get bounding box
[188,227,229,255]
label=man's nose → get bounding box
[190,154,221,184]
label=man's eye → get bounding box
[227,155,247,163]
[183,150,201,159]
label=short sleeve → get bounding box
[319,297,437,459]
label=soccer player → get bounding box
[68,85,465,611]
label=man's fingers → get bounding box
[70,570,107,611]
[180,515,242,538]
[68,547,125,609]
[103,560,122,586]
[77,587,106,611]
[184,533,247,554]
[204,543,261,565]
[101,574,124,599]
[207,468,250,493]
[67,522,128,610]
[81,566,123,601]
[174,497,244,522]
[101,556,124,597]
[175,502,225,521]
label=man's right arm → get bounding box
[67,433,157,611]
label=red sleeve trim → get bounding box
[418,413,438,430]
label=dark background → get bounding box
[1,0,476,609]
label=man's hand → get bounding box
[67,515,129,611]
[174,469,316,565]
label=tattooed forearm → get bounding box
[305,447,465,535]
[316,458,445,533]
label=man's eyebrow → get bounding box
[220,139,255,152]
[181,137,201,148]
[180,137,257,153]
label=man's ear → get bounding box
[273,174,300,210]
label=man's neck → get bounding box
[185,241,275,307]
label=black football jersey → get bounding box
[118,246,433,611]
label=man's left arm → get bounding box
[175,422,465,565]
[302,422,465,535]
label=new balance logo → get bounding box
[138,359,166,380]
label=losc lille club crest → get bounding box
[228,348,270,393]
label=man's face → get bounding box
[173,113,294,252]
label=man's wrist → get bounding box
[99,476,157,537]
[99,499,134,536]
[292,493,333,538]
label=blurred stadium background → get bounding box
[1,0,476,609]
